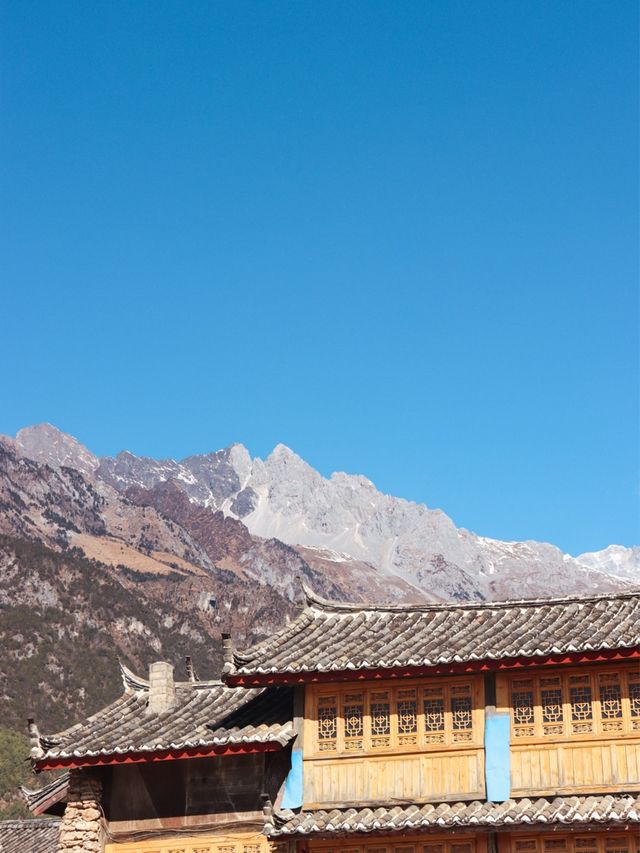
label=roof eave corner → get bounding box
[298,577,329,609]
[119,660,150,693]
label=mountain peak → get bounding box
[264,443,315,475]
[15,423,99,475]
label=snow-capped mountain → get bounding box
[10,424,636,602]
[574,544,640,582]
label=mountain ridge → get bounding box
[8,423,638,601]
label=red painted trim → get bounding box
[35,740,282,771]
[226,647,640,686]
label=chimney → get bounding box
[221,632,234,666]
[147,661,175,715]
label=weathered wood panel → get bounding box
[105,830,280,853]
[304,748,485,807]
[511,738,640,795]
[308,832,484,853]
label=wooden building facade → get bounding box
[23,588,640,853]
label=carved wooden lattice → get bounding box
[540,675,563,735]
[344,693,364,751]
[313,677,479,754]
[511,837,636,853]
[508,665,639,740]
[318,696,337,751]
[512,679,535,738]
[424,687,445,744]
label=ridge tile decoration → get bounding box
[226,588,640,681]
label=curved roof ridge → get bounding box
[119,660,149,692]
[120,661,224,691]
[301,580,640,613]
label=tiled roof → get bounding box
[228,586,640,679]
[0,818,60,853]
[35,664,293,765]
[21,773,70,816]
[266,795,640,836]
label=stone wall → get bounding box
[57,769,104,853]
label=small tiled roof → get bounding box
[0,818,60,853]
[35,664,293,765]
[21,773,70,816]
[266,795,640,836]
[228,586,640,679]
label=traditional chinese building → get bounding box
[21,587,640,853]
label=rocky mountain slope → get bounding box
[0,422,636,811]
[10,424,639,601]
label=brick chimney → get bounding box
[147,661,175,715]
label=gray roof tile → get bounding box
[266,795,640,836]
[0,819,60,853]
[229,586,640,678]
[36,664,293,764]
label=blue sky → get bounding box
[1,1,637,555]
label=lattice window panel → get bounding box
[371,691,391,747]
[311,677,478,754]
[544,841,567,851]
[512,678,535,737]
[540,675,564,735]
[451,686,473,742]
[317,696,338,751]
[629,672,640,730]
[424,687,446,743]
[598,673,623,732]
[308,840,474,853]
[574,841,597,853]
[604,839,632,853]
[397,688,418,744]
[509,666,640,741]
[344,693,364,751]
[511,835,636,853]
[569,675,593,733]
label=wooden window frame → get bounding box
[305,676,484,758]
[308,834,478,853]
[501,664,640,744]
[510,832,638,853]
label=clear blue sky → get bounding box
[1,1,637,555]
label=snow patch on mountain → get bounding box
[8,424,639,601]
[575,544,640,581]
